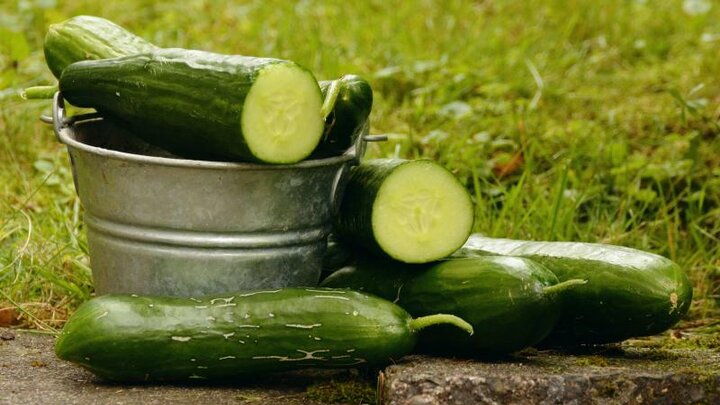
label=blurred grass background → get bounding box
[0,0,718,331]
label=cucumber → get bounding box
[335,159,474,263]
[321,233,356,279]
[456,235,693,344]
[59,48,325,163]
[55,288,472,382]
[36,17,371,160]
[311,75,373,158]
[321,256,584,354]
[44,15,156,79]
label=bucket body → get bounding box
[59,117,353,297]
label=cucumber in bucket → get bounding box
[58,48,325,164]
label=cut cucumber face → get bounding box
[59,49,324,163]
[335,159,474,264]
[373,161,473,262]
[242,64,325,164]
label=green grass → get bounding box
[0,0,718,331]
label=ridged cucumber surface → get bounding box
[59,48,325,163]
[321,256,584,354]
[55,288,472,382]
[456,235,693,344]
[335,159,474,263]
[44,15,156,79]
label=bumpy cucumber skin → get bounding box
[312,75,373,158]
[44,15,156,79]
[456,235,693,345]
[59,48,322,163]
[55,288,416,382]
[322,256,563,354]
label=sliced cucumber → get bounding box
[336,159,474,263]
[242,63,325,163]
[59,49,325,163]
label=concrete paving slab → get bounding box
[380,343,720,405]
[3,326,719,405]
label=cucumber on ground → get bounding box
[44,15,156,79]
[334,159,474,263]
[455,235,693,345]
[311,75,373,158]
[321,256,584,354]
[55,288,472,382]
[59,48,325,163]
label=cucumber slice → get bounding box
[242,63,324,163]
[336,159,474,263]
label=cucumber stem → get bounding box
[408,314,474,336]
[320,79,341,121]
[22,85,59,100]
[543,278,587,295]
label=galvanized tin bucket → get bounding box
[44,93,372,297]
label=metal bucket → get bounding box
[45,93,364,297]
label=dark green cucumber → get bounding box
[44,15,156,79]
[321,233,356,279]
[55,288,472,382]
[455,235,693,344]
[311,75,373,158]
[335,159,474,263]
[321,256,584,354]
[59,48,325,163]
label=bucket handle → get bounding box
[39,92,102,144]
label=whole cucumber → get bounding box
[55,288,472,382]
[456,235,693,344]
[321,256,584,354]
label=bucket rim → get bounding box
[59,120,356,170]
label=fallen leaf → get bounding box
[492,152,524,178]
[0,308,20,327]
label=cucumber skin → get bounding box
[44,15,156,79]
[311,75,373,158]
[59,48,321,162]
[321,256,562,354]
[334,159,403,257]
[42,15,363,160]
[456,235,693,344]
[55,288,416,382]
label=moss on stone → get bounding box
[574,356,610,367]
[306,377,376,404]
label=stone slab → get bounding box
[380,344,720,405]
[4,326,719,405]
